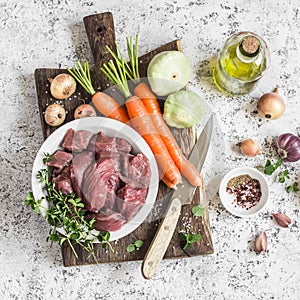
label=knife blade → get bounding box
[141,115,214,279]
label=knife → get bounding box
[141,115,214,279]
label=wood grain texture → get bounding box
[83,12,116,93]
[33,12,213,267]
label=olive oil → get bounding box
[213,32,270,96]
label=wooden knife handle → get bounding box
[142,196,181,279]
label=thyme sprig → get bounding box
[25,160,113,260]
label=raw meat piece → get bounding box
[86,208,126,232]
[61,128,74,151]
[95,132,116,153]
[82,158,115,212]
[119,153,151,188]
[87,134,97,152]
[116,138,132,153]
[46,150,73,169]
[89,132,132,155]
[129,153,151,187]
[116,185,147,221]
[62,129,93,153]
[70,151,94,199]
[52,165,73,195]
[105,172,120,210]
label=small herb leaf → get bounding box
[126,244,135,253]
[134,240,144,248]
[264,158,283,176]
[191,205,205,217]
[189,233,202,243]
[286,182,299,193]
[180,232,202,251]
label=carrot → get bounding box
[126,96,182,186]
[91,92,129,124]
[134,82,161,114]
[68,62,129,124]
[134,82,203,187]
[158,167,178,190]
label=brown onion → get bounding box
[240,139,260,157]
[48,73,76,99]
[257,88,285,120]
[44,104,66,126]
[74,104,97,119]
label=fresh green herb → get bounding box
[264,158,282,175]
[134,239,144,248]
[126,239,144,253]
[179,232,202,251]
[25,163,113,261]
[126,244,136,253]
[191,204,205,217]
[43,152,52,163]
[278,170,290,183]
[286,182,299,193]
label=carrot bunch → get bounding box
[100,36,202,189]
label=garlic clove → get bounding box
[255,230,268,253]
[272,213,291,228]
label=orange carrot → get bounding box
[126,95,182,186]
[134,82,202,187]
[158,167,178,190]
[68,62,130,124]
[91,92,129,124]
[134,82,161,114]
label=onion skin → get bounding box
[44,104,66,126]
[257,89,285,120]
[49,73,76,100]
[74,104,97,119]
[240,139,260,157]
[276,133,300,162]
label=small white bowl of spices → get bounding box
[219,167,270,217]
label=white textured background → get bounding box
[0,0,299,299]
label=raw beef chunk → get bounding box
[88,132,132,156]
[62,129,93,152]
[119,153,151,188]
[70,151,94,199]
[52,166,73,195]
[82,158,115,212]
[116,185,147,221]
[105,172,120,210]
[46,150,73,169]
[116,138,132,153]
[86,208,126,232]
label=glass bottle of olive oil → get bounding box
[213,32,270,96]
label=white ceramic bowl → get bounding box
[219,167,269,217]
[31,117,159,241]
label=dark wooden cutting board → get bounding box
[34,12,213,267]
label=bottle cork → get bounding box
[240,36,260,57]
